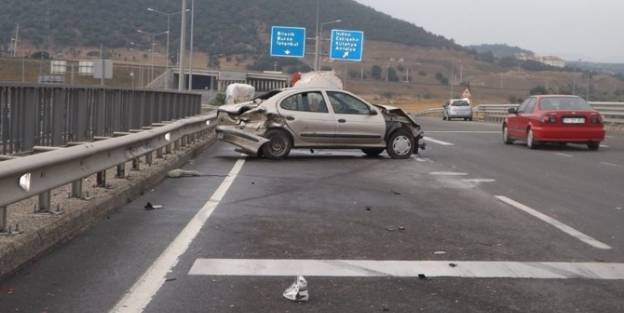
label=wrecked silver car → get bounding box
[216,88,425,159]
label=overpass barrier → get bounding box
[0,83,201,156]
[0,83,209,233]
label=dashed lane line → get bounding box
[110,158,246,313]
[495,196,612,250]
[423,136,454,146]
[600,162,620,167]
[430,171,468,176]
[188,259,624,280]
[555,152,573,158]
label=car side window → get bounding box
[280,92,329,113]
[327,91,371,114]
[517,98,531,113]
[524,99,536,113]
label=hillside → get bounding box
[0,0,460,56]
[467,44,533,59]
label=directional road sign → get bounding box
[330,29,365,62]
[270,26,306,58]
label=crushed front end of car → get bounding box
[375,104,426,153]
[215,101,288,155]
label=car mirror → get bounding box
[508,107,518,114]
[369,109,379,116]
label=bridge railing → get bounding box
[0,83,201,156]
[0,83,208,233]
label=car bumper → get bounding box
[533,126,605,142]
[216,125,269,155]
[448,112,472,118]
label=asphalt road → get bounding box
[1,117,623,313]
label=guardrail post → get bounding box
[0,206,7,233]
[166,144,172,154]
[145,152,153,166]
[38,191,51,213]
[97,170,107,187]
[156,148,164,159]
[71,179,83,199]
[132,158,140,171]
[117,163,126,178]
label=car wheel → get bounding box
[587,142,600,151]
[503,125,514,145]
[387,129,414,159]
[526,128,539,150]
[362,148,385,158]
[442,114,447,121]
[261,129,292,160]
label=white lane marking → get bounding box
[189,259,624,280]
[424,136,454,146]
[430,171,468,176]
[555,152,573,158]
[600,162,620,167]
[495,196,612,250]
[461,178,496,184]
[616,207,623,211]
[110,158,246,313]
[600,145,609,148]
[426,131,499,134]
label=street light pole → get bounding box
[314,0,320,71]
[178,0,188,91]
[188,0,195,90]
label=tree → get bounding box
[387,67,399,82]
[529,85,549,95]
[435,72,449,85]
[371,65,383,80]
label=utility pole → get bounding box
[100,44,105,86]
[314,0,320,71]
[13,24,19,57]
[178,0,188,91]
[188,0,195,90]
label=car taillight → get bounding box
[590,114,603,124]
[541,114,557,124]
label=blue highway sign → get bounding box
[270,26,306,58]
[330,29,365,62]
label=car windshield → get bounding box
[451,101,470,107]
[540,97,592,110]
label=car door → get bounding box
[516,97,537,138]
[276,90,337,146]
[508,98,530,137]
[325,90,386,145]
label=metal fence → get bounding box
[413,102,624,124]
[0,83,201,155]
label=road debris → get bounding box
[391,190,401,195]
[433,251,447,255]
[365,206,372,211]
[165,277,177,282]
[167,169,202,178]
[398,226,406,231]
[385,226,396,232]
[418,274,428,280]
[283,276,309,302]
[144,202,164,210]
[449,263,458,268]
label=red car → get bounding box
[503,95,605,150]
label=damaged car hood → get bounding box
[374,104,421,127]
[217,101,259,115]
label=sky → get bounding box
[354,0,624,63]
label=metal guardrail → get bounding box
[0,83,201,156]
[0,112,217,233]
[413,102,624,124]
[0,83,207,233]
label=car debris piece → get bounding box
[283,276,309,302]
[398,226,406,231]
[144,202,163,210]
[418,274,428,280]
[365,206,372,211]
[167,169,201,178]
[449,263,458,268]
[385,226,396,232]
[391,190,401,195]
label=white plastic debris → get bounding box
[225,83,255,104]
[283,276,309,302]
[167,169,201,178]
[293,71,344,90]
